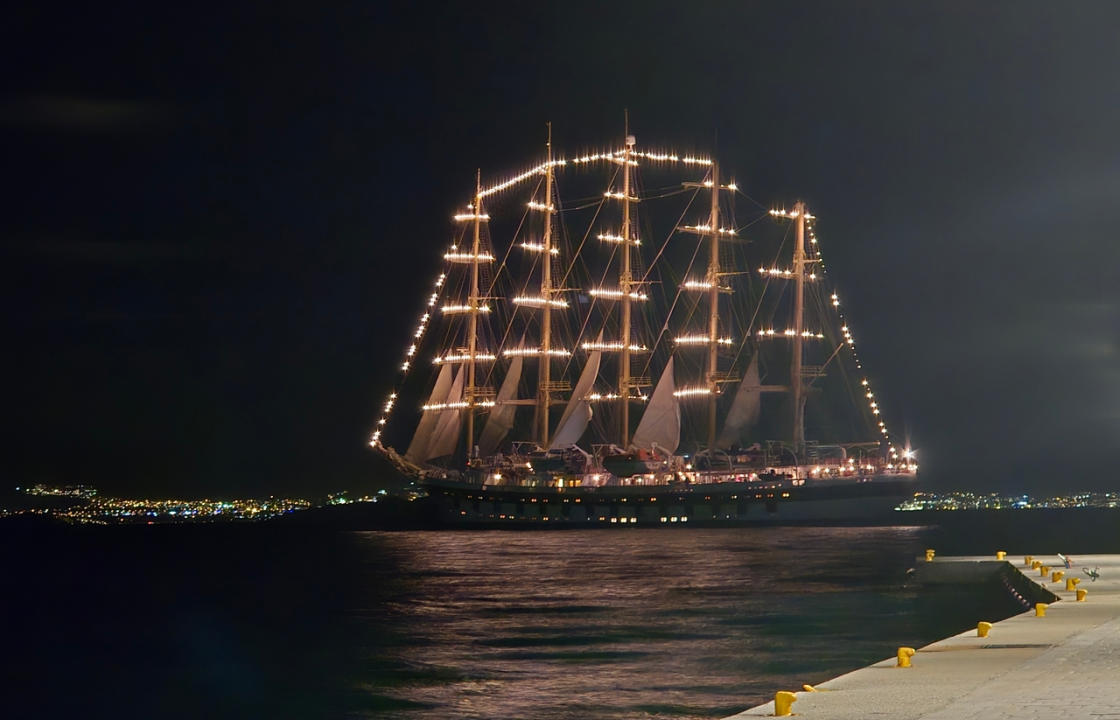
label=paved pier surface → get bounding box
[726,553,1120,719]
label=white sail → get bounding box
[477,355,523,456]
[405,362,454,463]
[717,353,761,448]
[549,345,601,449]
[632,356,680,453]
[426,367,464,460]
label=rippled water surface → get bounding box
[350,527,962,719]
[14,520,1107,719]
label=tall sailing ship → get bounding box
[370,124,918,526]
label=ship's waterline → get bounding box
[424,473,918,526]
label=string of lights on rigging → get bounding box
[674,334,735,346]
[519,242,559,255]
[432,353,497,365]
[581,341,649,353]
[374,149,912,470]
[421,399,497,412]
[759,266,819,280]
[368,269,450,447]
[370,144,715,450]
[501,347,572,358]
[511,295,568,309]
[444,250,495,263]
[597,232,641,245]
[589,287,648,301]
[680,224,736,235]
[440,303,491,315]
[803,215,913,466]
[588,391,649,402]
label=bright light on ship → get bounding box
[422,400,497,411]
[441,304,491,314]
[681,224,736,235]
[674,335,734,345]
[581,342,649,353]
[519,242,560,255]
[443,251,494,263]
[673,386,713,397]
[502,347,572,357]
[432,353,497,364]
[512,295,569,308]
[597,233,641,245]
[589,288,649,301]
[478,160,566,198]
[757,329,825,339]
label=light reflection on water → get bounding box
[11,520,1068,718]
[348,527,945,719]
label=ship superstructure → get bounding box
[371,124,917,525]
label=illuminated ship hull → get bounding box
[418,471,918,527]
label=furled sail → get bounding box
[549,344,601,449]
[632,357,681,453]
[477,355,523,456]
[426,366,464,460]
[717,353,761,448]
[405,362,454,463]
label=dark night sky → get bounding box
[4,1,1118,497]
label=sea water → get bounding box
[6,516,1118,719]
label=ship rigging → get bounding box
[368,123,917,524]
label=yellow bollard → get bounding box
[1039,565,1050,577]
[1052,570,1064,583]
[1031,560,1041,569]
[774,690,797,716]
[1066,577,1078,591]
[1024,555,1033,566]
[1076,588,1088,602]
[977,621,993,638]
[897,647,916,667]
[925,549,935,562]
[1035,603,1047,617]
[996,551,1006,560]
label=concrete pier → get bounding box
[726,553,1120,719]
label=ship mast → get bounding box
[791,200,806,455]
[675,163,737,450]
[465,171,484,455]
[585,119,645,448]
[619,125,635,447]
[496,125,570,451]
[538,124,555,445]
[763,202,821,463]
[415,174,496,463]
[704,163,722,451]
